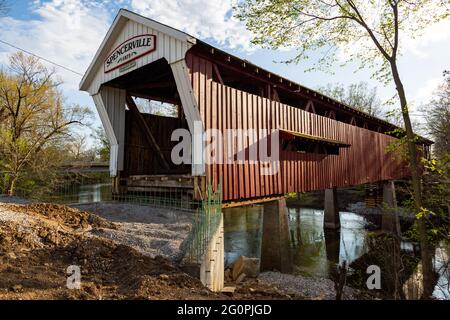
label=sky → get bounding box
[0,0,449,144]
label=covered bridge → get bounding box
[80,9,431,207]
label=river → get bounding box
[223,204,450,299]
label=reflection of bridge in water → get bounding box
[224,204,448,299]
[59,162,109,173]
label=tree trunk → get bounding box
[7,175,18,196]
[390,62,434,299]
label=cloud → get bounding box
[0,0,111,92]
[129,0,254,51]
[413,77,443,106]
[0,0,255,94]
[402,19,450,58]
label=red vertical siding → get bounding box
[186,53,409,202]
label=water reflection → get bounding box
[223,204,450,299]
[77,183,111,203]
[49,183,111,204]
[224,205,263,266]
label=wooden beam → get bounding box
[125,94,170,170]
[305,100,316,114]
[326,110,336,120]
[212,63,224,85]
[129,81,176,90]
[127,91,179,105]
[272,87,281,102]
[222,195,285,208]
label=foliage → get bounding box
[0,52,92,196]
[235,0,447,83]
[421,156,450,242]
[91,126,110,162]
[317,82,384,118]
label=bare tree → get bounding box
[423,71,450,159]
[318,82,384,118]
[0,52,91,195]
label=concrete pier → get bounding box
[381,180,399,234]
[324,188,341,229]
[260,198,293,273]
[199,215,224,292]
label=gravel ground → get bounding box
[258,271,359,300]
[73,202,193,261]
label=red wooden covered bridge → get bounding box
[80,9,431,207]
[80,9,433,287]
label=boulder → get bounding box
[232,256,260,280]
[235,273,246,284]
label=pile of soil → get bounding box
[6,203,115,230]
[0,203,298,300]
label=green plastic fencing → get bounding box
[184,183,223,263]
[1,172,223,264]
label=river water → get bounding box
[223,204,450,300]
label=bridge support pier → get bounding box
[260,198,292,273]
[324,188,340,230]
[324,229,341,264]
[381,180,399,234]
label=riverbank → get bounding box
[258,271,362,300]
[0,201,305,300]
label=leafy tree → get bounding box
[236,0,449,298]
[0,52,91,196]
[318,82,384,118]
[91,126,110,162]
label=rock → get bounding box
[224,268,232,281]
[221,286,236,296]
[7,252,16,259]
[159,274,169,280]
[235,273,246,284]
[11,284,23,292]
[232,256,260,280]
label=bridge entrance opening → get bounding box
[104,58,199,198]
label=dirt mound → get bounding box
[0,203,300,300]
[0,203,114,253]
[4,203,114,230]
[0,203,220,299]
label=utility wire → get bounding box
[0,39,84,76]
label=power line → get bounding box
[0,39,84,76]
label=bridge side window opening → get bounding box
[279,130,350,156]
[132,97,179,118]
